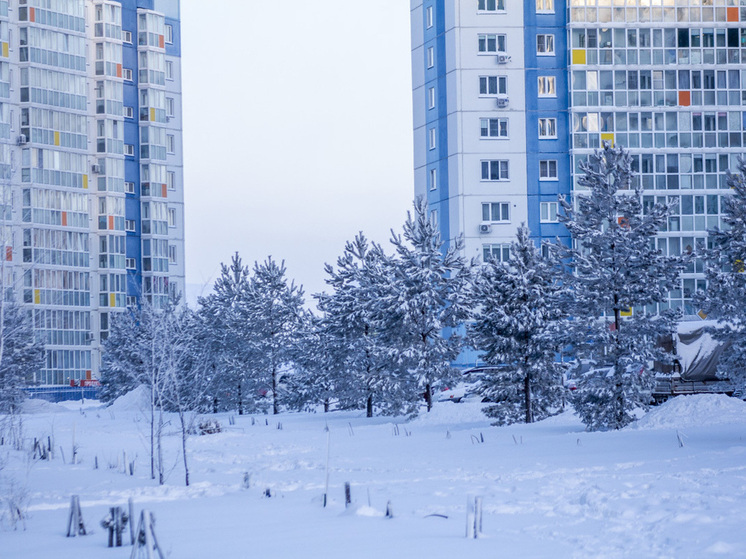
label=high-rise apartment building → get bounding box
[0,0,184,385]
[411,0,744,316]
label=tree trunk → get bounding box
[237,381,243,415]
[323,398,330,413]
[157,409,164,485]
[425,382,433,412]
[149,387,155,480]
[366,394,373,418]
[179,412,189,487]
[272,365,279,415]
[524,371,532,423]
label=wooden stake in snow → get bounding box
[323,429,330,508]
[66,495,87,537]
[385,501,393,518]
[103,506,127,547]
[128,498,135,546]
[130,510,165,559]
[465,496,483,539]
[344,482,351,508]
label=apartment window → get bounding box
[165,24,173,44]
[478,0,505,11]
[429,128,436,149]
[127,296,137,308]
[540,201,559,222]
[168,208,176,227]
[123,68,133,81]
[166,97,175,117]
[124,106,134,119]
[123,30,132,44]
[125,258,136,269]
[536,0,554,12]
[125,181,135,194]
[124,144,134,156]
[429,168,437,190]
[169,245,177,265]
[539,160,558,180]
[538,76,556,97]
[478,34,506,53]
[538,117,557,138]
[166,60,174,80]
[479,76,507,95]
[125,219,136,232]
[167,171,176,190]
[537,34,555,55]
[483,244,510,263]
[482,202,510,223]
[481,160,509,181]
[480,118,508,138]
[166,134,175,154]
[426,6,434,28]
[428,87,436,109]
[430,209,438,227]
[427,46,434,68]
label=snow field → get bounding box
[1,395,746,558]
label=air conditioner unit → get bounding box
[496,97,509,109]
[496,54,511,64]
[479,223,492,234]
[16,134,27,146]
[91,164,102,174]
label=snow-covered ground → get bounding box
[2,393,746,558]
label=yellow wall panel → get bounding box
[572,49,586,65]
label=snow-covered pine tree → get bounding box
[382,198,473,413]
[695,157,746,393]
[197,253,256,414]
[469,225,565,425]
[0,298,44,413]
[314,234,412,417]
[245,257,305,415]
[559,143,686,431]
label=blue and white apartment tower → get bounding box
[0,0,185,384]
[412,0,746,315]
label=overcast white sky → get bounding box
[180,0,415,303]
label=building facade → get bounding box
[0,0,184,385]
[411,0,744,316]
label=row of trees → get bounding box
[98,144,746,438]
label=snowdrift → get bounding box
[108,384,152,413]
[633,393,746,430]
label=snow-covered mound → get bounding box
[409,400,490,429]
[21,398,70,414]
[633,394,746,430]
[108,384,151,412]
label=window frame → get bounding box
[536,34,555,55]
[483,243,511,263]
[480,117,509,138]
[123,106,134,119]
[426,6,434,28]
[125,181,135,194]
[428,87,436,109]
[123,68,133,81]
[539,159,559,180]
[478,33,507,54]
[540,201,559,223]
[429,128,436,150]
[124,144,134,157]
[538,117,557,138]
[481,160,510,181]
[479,75,508,96]
[538,75,557,97]
[165,24,173,44]
[536,0,555,13]
[478,0,506,12]
[427,46,434,68]
[429,168,437,190]
[481,202,510,223]
[125,219,136,232]
[166,134,175,154]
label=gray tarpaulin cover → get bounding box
[676,323,729,382]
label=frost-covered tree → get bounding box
[198,253,255,414]
[382,198,473,413]
[314,235,411,417]
[469,225,565,425]
[0,298,44,413]
[559,144,686,430]
[695,157,746,393]
[246,257,305,415]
